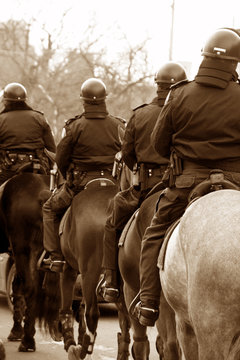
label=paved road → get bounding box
[0,295,160,359]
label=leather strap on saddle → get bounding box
[158,218,181,270]
[118,209,139,247]
[188,169,240,202]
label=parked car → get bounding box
[0,252,15,311]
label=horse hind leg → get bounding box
[79,297,99,359]
[18,286,36,352]
[7,273,25,341]
[176,318,198,360]
[123,286,150,360]
[156,293,182,360]
[60,265,78,352]
[115,291,131,360]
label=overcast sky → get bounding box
[1,0,240,77]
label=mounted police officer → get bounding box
[134,28,240,327]
[41,78,125,272]
[98,62,188,302]
[0,82,56,184]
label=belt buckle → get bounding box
[18,154,27,162]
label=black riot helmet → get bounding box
[3,82,27,102]
[80,78,107,102]
[202,28,240,62]
[154,62,187,85]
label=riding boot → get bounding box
[59,310,76,352]
[102,268,119,302]
[41,196,65,272]
[136,217,166,326]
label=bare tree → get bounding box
[0,17,155,141]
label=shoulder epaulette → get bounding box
[65,113,84,126]
[170,79,191,90]
[133,103,148,111]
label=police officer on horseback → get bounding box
[134,28,240,327]
[41,78,125,272]
[98,62,188,303]
[0,82,56,184]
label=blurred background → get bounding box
[0,0,239,142]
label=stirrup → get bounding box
[96,274,119,302]
[37,250,47,270]
[129,292,140,319]
[102,287,119,303]
[96,274,105,298]
[39,255,65,272]
[138,304,159,327]
[133,301,159,327]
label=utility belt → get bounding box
[132,162,168,189]
[66,163,113,188]
[0,149,39,168]
[162,152,240,188]
[182,159,240,173]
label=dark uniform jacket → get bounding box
[56,102,125,178]
[122,97,169,171]
[152,76,240,171]
[0,103,56,152]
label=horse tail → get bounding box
[32,229,61,335]
[37,271,61,334]
[228,331,240,360]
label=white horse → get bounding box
[159,189,240,360]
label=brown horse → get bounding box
[160,189,240,359]
[0,173,61,352]
[118,190,181,360]
[58,179,132,360]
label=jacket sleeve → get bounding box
[151,100,173,158]
[42,119,56,153]
[121,114,137,170]
[55,126,74,178]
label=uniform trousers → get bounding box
[139,168,240,306]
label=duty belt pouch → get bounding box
[6,152,18,167]
[112,151,123,180]
[132,163,140,186]
[162,151,183,188]
[139,163,147,191]
[162,165,171,188]
[72,169,87,189]
[66,164,75,187]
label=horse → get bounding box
[159,189,240,360]
[118,190,181,360]
[57,178,132,360]
[0,173,61,352]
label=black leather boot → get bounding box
[97,269,119,303]
[135,300,159,327]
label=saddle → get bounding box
[59,177,116,237]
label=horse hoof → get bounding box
[7,328,23,341]
[68,344,82,360]
[18,339,36,352]
[50,320,63,342]
[0,340,6,360]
